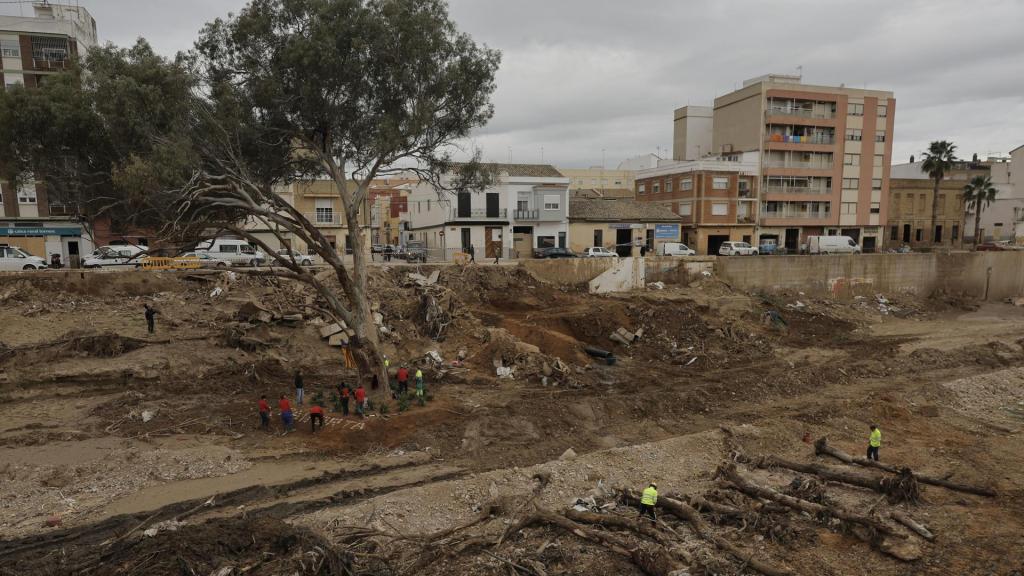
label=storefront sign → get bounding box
[2,227,82,237]
[654,224,679,239]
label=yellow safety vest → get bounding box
[384,358,390,368]
[869,429,882,448]
[415,369,423,379]
[641,486,658,506]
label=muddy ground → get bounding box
[0,264,1022,576]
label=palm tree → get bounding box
[920,141,957,243]
[963,175,998,245]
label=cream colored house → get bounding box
[559,167,635,192]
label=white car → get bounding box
[583,246,618,258]
[719,241,759,256]
[274,249,315,266]
[179,251,232,268]
[83,245,146,268]
[659,242,696,256]
[0,246,48,271]
[195,238,266,267]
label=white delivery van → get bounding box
[83,245,146,268]
[195,238,266,267]
[0,246,48,271]
[807,235,861,255]
[659,242,696,256]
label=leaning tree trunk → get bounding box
[974,205,983,247]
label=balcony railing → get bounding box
[737,215,755,224]
[450,208,507,220]
[764,185,832,195]
[764,159,834,169]
[762,209,832,220]
[766,134,834,145]
[304,212,344,226]
[46,203,77,216]
[514,208,539,220]
[766,107,835,119]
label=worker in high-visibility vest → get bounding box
[867,424,882,461]
[637,482,658,523]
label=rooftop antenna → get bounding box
[507,146,512,163]
[540,146,544,163]
[796,65,803,80]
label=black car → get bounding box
[533,246,577,259]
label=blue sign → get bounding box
[2,227,82,237]
[654,224,679,239]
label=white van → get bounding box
[195,238,266,267]
[83,245,146,268]
[0,246,48,271]
[659,242,696,256]
[807,235,861,255]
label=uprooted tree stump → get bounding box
[751,454,922,504]
[814,436,997,497]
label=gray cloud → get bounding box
[5,0,1021,167]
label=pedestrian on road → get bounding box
[339,384,351,416]
[279,395,294,432]
[309,403,325,433]
[397,365,409,396]
[638,482,658,523]
[143,304,159,335]
[354,383,367,418]
[294,369,305,405]
[258,395,271,431]
[867,424,882,461]
[384,244,393,262]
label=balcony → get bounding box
[304,212,344,226]
[766,106,835,120]
[761,209,832,220]
[514,208,538,220]
[766,133,834,145]
[450,207,507,220]
[737,215,755,224]
[764,159,834,170]
[512,208,564,222]
[764,185,832,195]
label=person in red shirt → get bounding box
[279,395,294,432]
[396,366,409,396]
[309,403,325,433]
[354,384,367,418]
[338,384,351,416]
[258,395,271,431]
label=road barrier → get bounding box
[139,256,201,270]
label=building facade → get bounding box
[0,3,98,265]
[568,198,681,257]
[559,167,635,193]
[680,74,895,252]
[406,164,570,260]
[634,157,758,255]
[672,106,713,161]
[888,159,993,247]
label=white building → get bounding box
[406,164,570,259]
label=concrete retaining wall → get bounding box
[588,257,645,293]
[715,252,1024,300]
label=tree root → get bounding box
[751,454,921,504]
[814,437,997,497]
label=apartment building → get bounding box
[672,106,713,161]
[406,164,569,260]
[679,74,895,252]
[634,156,759,255]
[559,166,635,193]
[0,3,98,265]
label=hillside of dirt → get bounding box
[1,264,1022,576]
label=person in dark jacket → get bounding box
[144,304,159,334]
[294,370,305,405]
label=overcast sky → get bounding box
[6,0,1022,168]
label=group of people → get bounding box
[635,424,884,523]
[258,362,427,433]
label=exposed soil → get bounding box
[1,264,1023,576]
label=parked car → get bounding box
[658,242,696,256]
[975,241,1020,251]
[582,246,618,258]
[83,245,147,268]
[274,249,315,266]
[0,246,48,271]
[179,251,232,268]
[371,244,384,254]
[534,246,577,259]
[758,239,785,255]
[718,241,758,256]
[806,235,861,255]
[194,238,266,267]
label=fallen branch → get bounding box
[814,437,996,497]
[890,510,935,542]
[621,489,791,576]
[752,454,920,504]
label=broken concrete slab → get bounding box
[328,332,350,346]
[319,323,345,339]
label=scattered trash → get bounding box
[572,495,597,511]
[425,350,443,364]
[786,300,806,309]
[685,357,698,366]
[496,366,514,379]
[141,410,156,423]
[647,281,665,290]
[701,270,712,277]
[209,287,223,298]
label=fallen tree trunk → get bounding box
[508,509,687,576]
[622,489,792,576]
[716,463,898,538]
[890,510,935,542]
[563,508,677,549]
[814,437,997,497]
[752,454,920,504]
